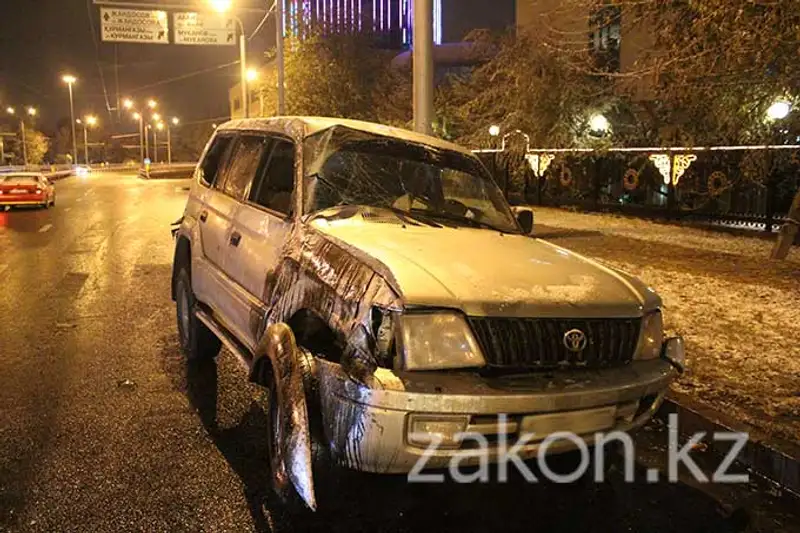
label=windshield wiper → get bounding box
[408,208,514,233]
[378,206,443,228]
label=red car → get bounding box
[0,173,56,209]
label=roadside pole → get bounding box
[167,124,172,165]
[771,189,800,259]
[413,0,434,135]
[20,120,28,167]
[240,27,249,118]
[276,0,285,115]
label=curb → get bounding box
[656,392,800,498]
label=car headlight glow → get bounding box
[635,310,664,360]
[400,312,486,371]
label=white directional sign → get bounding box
[174,12,237,46]
[101,8,169,44]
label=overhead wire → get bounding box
[86,0,113,116]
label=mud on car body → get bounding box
[171,116,685,511]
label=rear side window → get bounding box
[218,136,271,200]
[198,135,234,187]
[2,176,40,185]
[248,138,296,216]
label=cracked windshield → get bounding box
[0,0,798,532]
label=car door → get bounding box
[191,133,235,308]
[207,134,273,343]
[225,135,297,350]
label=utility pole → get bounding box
[413,0,434,135]
[20,120,28,167]
[240,27,249,118]
[276,0,285,115]
[83,125,89,164]
[153,127,159,163]
[167,124,172,165]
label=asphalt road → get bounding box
[0,172,798,532]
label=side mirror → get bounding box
[513,207,534,235]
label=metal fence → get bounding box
[475,143,800,233]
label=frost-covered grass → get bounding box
[533,207,800,443]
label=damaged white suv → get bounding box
[171,117,684,511]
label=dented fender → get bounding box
[252,322,317,510]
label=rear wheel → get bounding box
[175,266,221,361]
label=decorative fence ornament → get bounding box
[649,154,672,185]
[648,153,697,186]
[707,171,729,197]
[622,168,640,191]
[525,153,555,177]
[559,164,573,187]
[672,154,697,186]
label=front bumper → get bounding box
[318,355,678,474]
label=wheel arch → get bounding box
[171,235,192,301]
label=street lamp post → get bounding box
[5,107,36,167]
[132,111,144,163]
[145,124,151,161]
[210,1,258,118]
[79,115,97,165]
[167,117,179,165]
[62,75,78,164]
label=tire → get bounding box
[174,266,221,361]
[267,349,334,516]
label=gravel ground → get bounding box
[533,207,800,444]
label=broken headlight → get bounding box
[400,312,486,371]
[634,310,664,360]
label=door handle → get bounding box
[229,231,242,247]
[199,211,208,223]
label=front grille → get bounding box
[468,316,641,370]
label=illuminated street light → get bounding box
[246,68,259,82]
[156,122,164,131]
[148,99,157,109]
[62,74,78,164]
[27,107,36,117]
[123,99,134,110]
[767,100,791,121]
[209,0,232,13]
[152,112,161,122]
[5,107,14,115]
[488,125,500,137]
[171,117,180,126]
[86,115,98,127]
[589,114,610,135]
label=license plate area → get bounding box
[10,189,28,194]
[520,406,616,439]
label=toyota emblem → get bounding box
[563,329,588,352]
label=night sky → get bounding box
[0,0,274,134]
[0,0,515,135]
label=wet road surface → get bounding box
[0,172,798,532]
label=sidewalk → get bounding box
[532,207,800,444]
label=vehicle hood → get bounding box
[309,217,660,318]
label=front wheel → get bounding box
[267,350,334,515]
[175,266,221,361]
